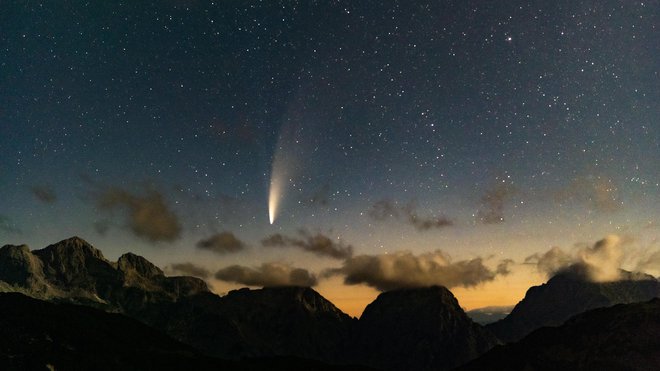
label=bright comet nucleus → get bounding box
[268,178,280,224]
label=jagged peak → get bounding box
[117,252,163,278]
[226,286,346,315]
[374,285,459,303]
[35,236,106,261]
[0,244,31,254]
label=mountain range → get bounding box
[0,236,658,370]
[487,269,660,343]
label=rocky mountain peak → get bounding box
[34,236,106,263]
[487,270,660,343]
[355,286,499,371]
[0,244,45,288]
[117,252,163,279]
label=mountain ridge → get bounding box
[487,269,660,343]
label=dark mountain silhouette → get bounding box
[136,286,356,363]
[457,298,660,371]
[0,292,366,371]
[487,270,660,343]
[0,292,238,370]
[353,286,499,371]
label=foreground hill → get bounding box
[0,292,238,370]
[137,286,355,363]
[487,270,660,343]
[354,286,499,371]
[457,298,660,371]
[0,292,368,371]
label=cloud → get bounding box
[368,199,453,231]
[525,235,626,282]
[636,250,660,276]
[166,262,211,279]
[325,250,503,291]
[96,186,181,243]
[524,246,574,277]
[261,230,353,259]
[215,263,317,287]
[197,232,246,254]
[577,235,624,281]
[299,183,331,207]
[0,215,21,235]
[30,185,57,204]
[477,183,517,224]
[555,176,622,212]
[496,259,515,276]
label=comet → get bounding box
[268,173,281,224]
[268,122,296,225]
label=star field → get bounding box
[1,0,658,315]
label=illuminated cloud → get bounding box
[96,186,181,243]
[197,232,246,254]
[636,250,660,276]
[261,229,353,259]
[30,185,57,204]
[526,235,627,282]
[524,246,574,277]
[166,262,211,279]
[326,250,502,291]
[368,199,453,231]
[477,183,517,224]
[215,263,317,287]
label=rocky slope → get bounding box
[457,298,660,371]
[0,237,208,311]
[487,270,660,343]
[354,286,499,371]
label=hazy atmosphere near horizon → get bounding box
[1,0,658,317]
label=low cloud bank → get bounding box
[325,250,507,291]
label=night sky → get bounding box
[2,0,658,316]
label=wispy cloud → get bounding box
[477,183,517,224]
[30,185,57,204]
[166,262,211,279]
[197,232,246,254]
[368,199,453,231]
[555,176,622,212]
[96,186,181,243]
[0,215,22,235]
[261,229,353,259]
[215,263,317,287]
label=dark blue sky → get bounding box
[1,0,658,313]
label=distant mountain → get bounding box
[487,270,660,343]
[466,305,514,325]
[353,286,499,371]
[457,298,660,371]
